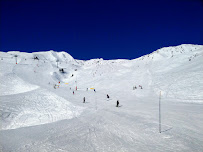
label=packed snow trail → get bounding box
[1,96,203,152]
[0,44,203,152]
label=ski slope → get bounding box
[0,44,203,152]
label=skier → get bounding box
[116,100,119,107]
[83,97,85,103]
[107,94,109,98]
[135,86,137,89]
[73,91,74,95]
[94,89,96,92]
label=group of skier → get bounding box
[53,82,145,108]
[133,85,143,90]
[82,93,119,107]
[56,85,120,107]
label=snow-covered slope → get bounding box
[0,44,203,152]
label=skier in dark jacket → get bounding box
[116,100,119,107]
[107,94,109,98]
[83,97,85,103]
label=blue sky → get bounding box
[1,0,203,59]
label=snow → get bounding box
[0,44,203,151]
[0,88,83,130]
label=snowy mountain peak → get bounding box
[137,44,203,62]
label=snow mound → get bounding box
[0,59,39,95]
[0,73,39,96]
[0,89,84,130]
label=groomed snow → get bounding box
[0,44,203,152]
